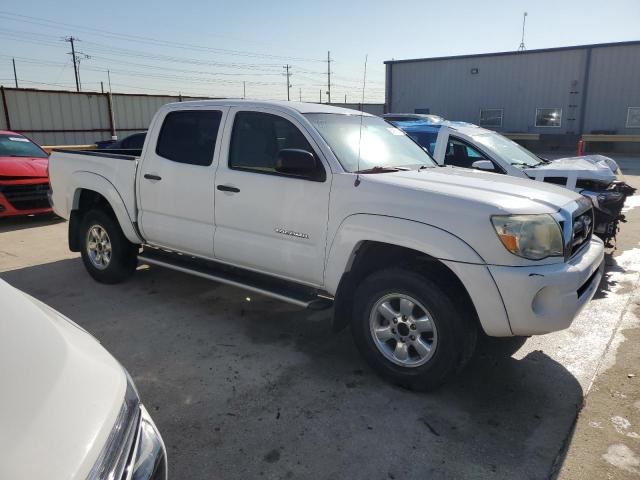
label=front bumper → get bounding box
[488,237,605,336]
[0,181,52,217]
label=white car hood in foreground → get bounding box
[524,154,618,183]
[0,280,125,480]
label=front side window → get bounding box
[156,110,222,166]
[444,137,489,168]
[535,108,562,128]
[0,134,47,158]
[305,113,435,172]
[626,107,640,128]
[229,111,322,180]
[479,109,503,128]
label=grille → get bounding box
[0,183,50,210]
[543,176,568,186]
[570,208,593,257]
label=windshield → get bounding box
[305,114,436,172]
[0,134,47,158]
[472,131,541,167]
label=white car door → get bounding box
[138,107,228,257]
[213,108,331,286]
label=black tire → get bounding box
[80,209,138,284]
[351,268,477,391]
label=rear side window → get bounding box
[156,110,222,166]
[229,111,319,177]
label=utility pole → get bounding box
[243,81,246,99]
[107,69,112,92]
[326,51,331,103]
[344,94,347,104]
[319,89,322,103]
[65,36,80,92]
[518,12,528,51]
[283,64,292,101]
[12,58,18,88]
[299,88,302,102]
[100,81,104,94]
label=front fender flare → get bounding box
[324,214,485,294]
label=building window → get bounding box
[479,109,503,127]
[626,107,640,128]
[535,108,562,128]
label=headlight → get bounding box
[87,372,141,480]
[491,214,564,260]
[87,370,167,480]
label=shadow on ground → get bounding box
[0,213,63,233]
[1,258,583,480]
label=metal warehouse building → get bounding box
[384,41,640,146]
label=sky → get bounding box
[0,0,639,103]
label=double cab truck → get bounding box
[49,100,605,390]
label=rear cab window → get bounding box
[156,110,222,166]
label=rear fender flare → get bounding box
[70,171,142,244]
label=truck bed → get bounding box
[48,149,140,224]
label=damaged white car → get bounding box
[385,115,635,246]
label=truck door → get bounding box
[213,108,330,286]
[137,107,228,257]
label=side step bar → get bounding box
[138,247,333,310]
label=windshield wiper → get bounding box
[354,166,407,174]
[511,162,539,168]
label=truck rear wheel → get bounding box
[351,268,477,391]
[80,209,138,284]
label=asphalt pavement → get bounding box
[1,155,639,479]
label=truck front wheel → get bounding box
[352,268,477,391]
[80,209,138,284]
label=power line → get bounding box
[0,11,326,63]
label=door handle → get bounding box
[217,185,240,193]
[144,173,162,181]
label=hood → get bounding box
[524,155,617,183]
[0,156,49,178]
[377,166,581,213]
[335,166,584,266]
[0,279,125,480]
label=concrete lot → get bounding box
[1,155,639,479]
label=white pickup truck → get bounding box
[49,100,605,390]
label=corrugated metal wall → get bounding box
[111,94,199,133]
[584,44,640,133]
[0,87,386,146]
[387,42,640,135]
[0,88,215,145]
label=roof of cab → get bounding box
[163,99,374,116]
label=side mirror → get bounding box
[471,160,495,171]
[276,149,317,176]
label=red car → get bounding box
[0,131,52,217]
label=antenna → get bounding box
[518,12,528,51]
[354,54,368,187]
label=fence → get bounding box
[0,86,385,146]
